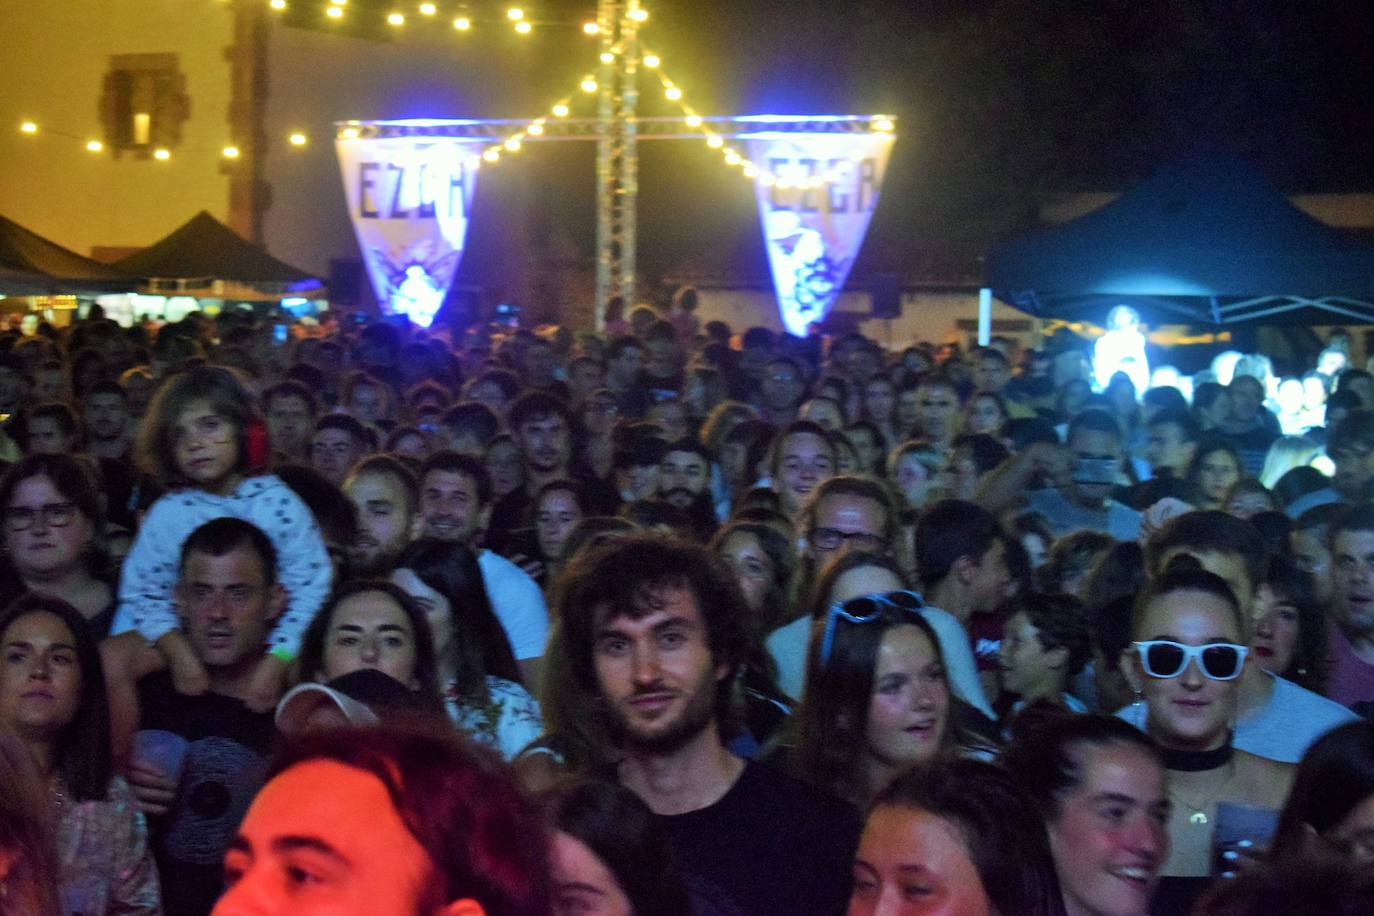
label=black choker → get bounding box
[1161,742,1234,772]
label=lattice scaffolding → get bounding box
[594,0,642,328]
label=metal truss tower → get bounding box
[594,0,642,328]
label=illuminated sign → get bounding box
[336,133,483,327]
[743,132,894,336]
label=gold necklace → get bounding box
[1169,760,1237,826]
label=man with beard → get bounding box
[655,438,719,541]
[553,534,860,916]
[343,454,417,577]
[82,379,137,461]
[485,391,618,553]
[416,450,548,684]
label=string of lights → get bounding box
[7,117,314,162]
[636,42,895,189]
[266,0,602,36]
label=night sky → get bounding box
[292,1,1374,287]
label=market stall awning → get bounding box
[984,154,1374,326]
[0,215,135,295]
[115,211,323,292]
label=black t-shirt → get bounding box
[136,672,277,916]
[653,761,861,916]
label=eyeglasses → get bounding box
[6,502,77,532]
[809,527,887,552]
[1133,640,1249,681]
[819,590,925,666]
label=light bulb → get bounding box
[552,103,570,117]
[86,140,104,153]
[706,135,723,149]
[627,7,648,21]
[506,7,524,19]
[222,145,241,158]
[19,121,38,135]
[643,53,660,68]
[580,78,598,93]
[583,21,599,34]
[288,132,308,146]
[504,137,522,151]
[483,148,500,162]
[685,114,702,127]
[453,16,471,29]
[514,19,532,33]
[665,86,682,101]
[387,11,404,25]
[326,5,343,18]
[527,123,545,136]
[419,2,436,15]
[153,148,171,160]
[269,0,286,9]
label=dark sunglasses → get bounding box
[1133,640,1248,681]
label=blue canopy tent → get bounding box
[984,154,1374,327]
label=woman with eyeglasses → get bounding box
[1123,555,1294,908]
[0,455,116,640]
[790,583,999,808]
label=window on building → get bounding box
[99,54,190,157]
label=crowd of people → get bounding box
[1,292,1373,915]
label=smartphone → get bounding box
[1072,457,1118,485]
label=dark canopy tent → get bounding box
[115,211,321,290]
[0,215,134,295]
[985,154,1374,327]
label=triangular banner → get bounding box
[336,134,482,327]
[744,132,894,336]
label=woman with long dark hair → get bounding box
[0,594,159,913]
[392,538,543,758]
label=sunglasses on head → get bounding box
[1133,640,1249,681]
[818,590,925,666]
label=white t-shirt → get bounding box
[477,549,550,660]
[1116,670,1358,763]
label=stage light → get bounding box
[507,7,524,19]
[600,52,614,63]
[665,86,682,101]
[387,11,405,25]
[874,117,894,132]
[86,140,104,153]
[222,145,241,158]
[153,148,171,160]
[288,132,308,146]
[685,114,702,127]
[326,5,344,18]
[583,21,599,34]
[330,0,346,5]
[580,78,598,93]
[504,137,522,151]
[706,135,723,149]
[269,0,286,9]
[643,53,660,68]
[724,149,741,165]
[483,148,500,162]
[552,103,570,117]
[419,2,436,15]
[527,123,545,136]
[19,121,37,135]
[514,19,532,33]
[453,16,471,29]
